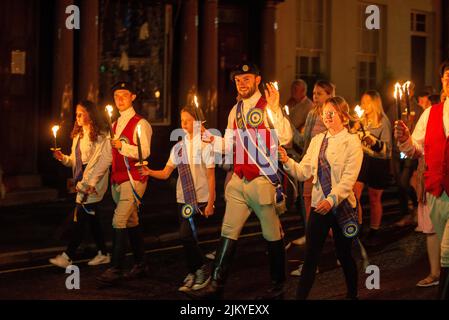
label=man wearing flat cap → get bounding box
[86,81,153,285]
[395,60,449,299]
[188,62,293,299]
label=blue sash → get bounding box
[176,141,199,241]
[317,135,359,238]
[235,101,285,205]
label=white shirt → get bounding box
[211,91,293,157]
[283,128,363,209]
[87,107,152,187]
[61,132,110,205]
[399,98,449,158]
[62,128,95,165]
[399,98,449,211]
[167,134,215,204]
[113,107,152,160]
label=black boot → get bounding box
[257,239,286,300]
[97,228,127,285]
[124,225,148,280]
[438,267,449,300]
[186,237,237,300]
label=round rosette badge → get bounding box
[181,204,195,219]
[343,222,359,238]
[247,108,264,128]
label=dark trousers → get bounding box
[297,181,307,226]
[391,155,418,215]
[297,209,358,299]
[66,203,107,259]
[178,203,206,273]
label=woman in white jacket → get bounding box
[279,96,363,299]
[49,100,110,268]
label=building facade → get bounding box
[275,0,447,105]
[0,0,448,205]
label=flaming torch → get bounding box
[354,105,366,137]
[402,81,412,121]
[105,105,115,139]
[51,125,61,151]
[394,83,403,121]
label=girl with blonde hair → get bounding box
[353,90,392,245]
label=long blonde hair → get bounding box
[361,90,385,129]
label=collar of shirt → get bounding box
[118,107,136,123]
[326,128,348,139]
[183,132,203,162]
[184,133,202,144]
[82,127,90,138]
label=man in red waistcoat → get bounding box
[395,60,449,299]
[188,62,293,299]
[87,82,153,285]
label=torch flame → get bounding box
[52,125,60,138]
[194,95,199,109]
[354,105,364,118]
[272,81,279,91]
[402,81,411,96]
[137,124,141,138]
[394,83,403,100]
[106,105,113,118]
[155,90,161,99]
[284,105,290,116]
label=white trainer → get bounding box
[49,252,72,269]
[178,273,195,292]
[192,265,211,291]
[88,251,111,266]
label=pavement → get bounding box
[0,222,437,301]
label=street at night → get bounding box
[1,0,449,311]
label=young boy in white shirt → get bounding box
[139,106,216,292]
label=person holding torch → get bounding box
[86,82,153,286]
[188,62,293,300]
[49,100,111,269]
[394,60,449,300]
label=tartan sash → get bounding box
[317,135,359,238]
[176,141,199,240]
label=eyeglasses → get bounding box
[322,111,336,118]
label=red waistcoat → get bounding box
[233,97,275,181]
[111,114,148,185]
[424,102,449,197]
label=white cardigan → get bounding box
[61,133,109,205]
[283,129,363,209]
